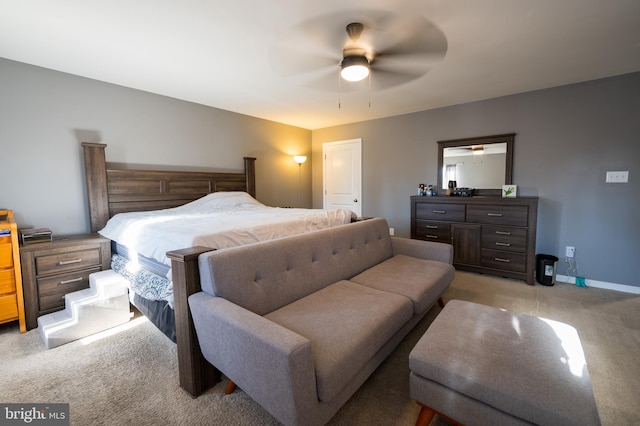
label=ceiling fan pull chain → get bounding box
[368,73,372,109]
[338,68,342,109]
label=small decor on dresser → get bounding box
[20,228,52,245]
[502,185,517,198]
[450,187,474,197]
[417,184,437,196]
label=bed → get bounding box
[81,142,356,395]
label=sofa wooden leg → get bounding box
[225,379,237,395]
[437,297,445,308]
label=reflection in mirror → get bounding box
[442,143,506,189]
[437,134,514,196]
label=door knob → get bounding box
[353,198,358,203]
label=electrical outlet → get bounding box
[565,246,575,258]
[605,171,629,183]
[389,228,394,236]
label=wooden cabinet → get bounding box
[411,196,538,284]
[20,234,111,330]
[0,210,26,332]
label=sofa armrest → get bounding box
[391,236,453,264]
[188,292,317,425]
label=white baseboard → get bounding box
[555,274,640,295]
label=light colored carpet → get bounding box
[1,271,638,425]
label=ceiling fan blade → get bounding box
[369,67,426,90]
[370,14,448,59]
[269,42,338,76]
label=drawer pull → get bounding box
[425,235,439,239]
[425,225,439,229]
[495,231,511,236]
[58,258,82,266]
[494,257,511,263]
[487,213,503,217]
[432,210,446,214]
[59,277,83,285]
[495,242,511,247]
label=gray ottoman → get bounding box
[409,300,600,426]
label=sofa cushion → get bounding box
[265,280,413,403]
[350,255,455,315]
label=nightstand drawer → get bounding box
[37,267,99,311]
[0,294,18,322]
[0,269,16,295]
[35,248,102,276]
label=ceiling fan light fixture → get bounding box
[340,55,370,82]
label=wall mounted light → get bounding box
[293,156,307,207]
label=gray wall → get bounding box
[0,58,312,234]
[2,57,638,288]
[312,72,640,288]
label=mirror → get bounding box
[437,133,514,196]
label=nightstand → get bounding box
[20,234,111,330]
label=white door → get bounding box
[323,139,362,217]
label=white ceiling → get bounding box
[2,0,639,130]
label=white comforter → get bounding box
[99,191,356,268]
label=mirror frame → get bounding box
[437,133,515,196]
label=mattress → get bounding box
[110,248,176,341]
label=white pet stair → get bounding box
[38,269,131,349]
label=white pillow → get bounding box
[178,191,264,212]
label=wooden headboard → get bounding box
[82,143,256,232]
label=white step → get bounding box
[38,269,131,349]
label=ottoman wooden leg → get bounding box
[415,402,464,426]
[415,402,436,426]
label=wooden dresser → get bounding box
[20,234,111,330]
[0,210,26,332]
[411,196,538,285]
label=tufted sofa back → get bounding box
[197,217,394,315]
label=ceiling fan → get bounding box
[269,11,448,92]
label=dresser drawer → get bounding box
[481,249,526,272]
[482,226,527,253]
[0,242,13,269]
[0,269,16,295]
[37,267,99,311]
[35,248,102,276]
[467,205,528,226]
[415,203,465,222]
[414,221,450,242]
[0,293,18,321]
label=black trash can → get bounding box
[536,254,559,286]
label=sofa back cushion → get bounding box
[198,217,394,315]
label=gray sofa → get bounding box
[188,217,455,426]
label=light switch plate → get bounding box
[605,171,629,183]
